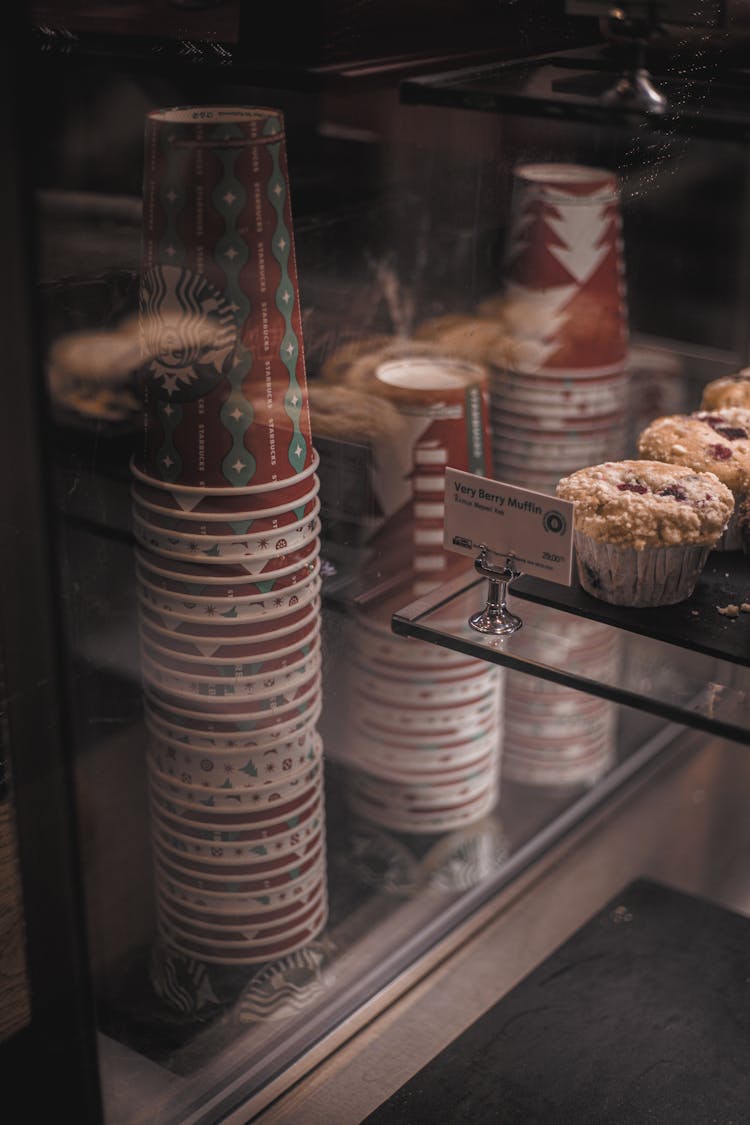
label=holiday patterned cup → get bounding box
[501,162,628,374]
[137,106,313,490]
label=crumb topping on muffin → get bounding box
[636,409,750,495]
[700,370,750,411]
[556,460,734,549]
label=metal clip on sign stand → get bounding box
[469,545,523,636]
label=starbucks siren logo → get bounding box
[140,265,238,400]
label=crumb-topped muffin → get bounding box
[556,460,733,606]
[700,369,750,411]
[636,408,750,548]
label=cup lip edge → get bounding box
[133,517,322,562]
[135,552,320,599]
[141,644,322,696]
[140,619,321,667]
[136,567,321,618]
[130,449,319,496]
[143,702,323,747]
[143,677,322,724]
[131,481,320,522]
[133,531,321,571]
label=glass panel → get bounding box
[17,10,750,1120]
[392,569,750,746]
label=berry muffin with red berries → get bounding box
[636,408,750,549]
[556,460,733,606]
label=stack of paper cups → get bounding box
[340,606,504,834]
[133,106,327,965]
[501,603,620,789]
[487,163,630,494]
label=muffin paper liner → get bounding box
[573,530,712,607]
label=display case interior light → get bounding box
[564,0,725,26]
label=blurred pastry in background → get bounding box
[413,313,509,366]
[318,334,397,384]
[47,315,142,425]
[700,368,750,411]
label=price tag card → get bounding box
[443,468,574,586]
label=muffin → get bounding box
[700,369,750,411]
[636,408,750,549]
[556,460,734,607]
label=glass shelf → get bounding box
[391,565,750,748]
[400,45,750,142]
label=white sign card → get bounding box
[443,468,574,586]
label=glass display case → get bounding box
[5,3,750,1121]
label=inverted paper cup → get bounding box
[140,639,319,697]
[131,457,319,515]
[151,804,323,861]
[155,851,326,911]
[352,653,494,684]
[350,668,501,707]
[150,771,321,832]
[503,753,613,788]
[136,550,320,600]
[137,106,313,490]
[157,883,326,942]
[350,764,498,809]
[151,823,324,876]
[148,724,323,787]
[139,596,320,657]
[138,574,322,638]
[348,784,498,835]
[502,163,627,374]
[145,696,322,749]
[133,497,321,552]
[133,507,320,560]
[150,770,323,829]
[348,722,502,756]
[148,750,321,801]
[351,714,500,749]
[156,873,326,928]
[141,637,320,698]
[136,555,320,615]
[144,666,320,718]
[155,903,328,966]
[133,510,321,564]
[131,478,320,533]
[341,744,498,785]
[154,837,324,892]
[141,618,320,669]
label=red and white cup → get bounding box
[137,106,314,492]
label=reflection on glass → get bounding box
[340,605,504,834]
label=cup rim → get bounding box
[147,722,321,769]
[140,618,321,668]
[136,553,320,605]
[141,646,322,701]
[133,514,322,564]
[135,546,321,586]
[138,574,322,630]
[151,822,324,871]
[145,697,323,747]
[144,676,321,724]
[130,449,319,497]
[156,884,326,936]
[131,478,321,523]
[150,776,323,831]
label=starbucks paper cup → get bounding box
[137,107,314,491]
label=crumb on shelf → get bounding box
[717,604,740,617]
